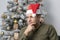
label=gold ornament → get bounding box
[14,19,18,24]
[14,32,19,40]
[1,13,7,19]
[0,32,4,35]
[13,24,18,30]
[7,26,10,30]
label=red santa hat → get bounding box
[26,3,41,17]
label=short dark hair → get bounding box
[36,14,41,17]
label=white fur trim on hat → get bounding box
[26,10,33,15]
[26,10,36,17]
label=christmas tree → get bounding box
[0,0,47,40]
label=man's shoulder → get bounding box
[40,23,56,32]
[38,23,57,35]
[41,23,55,28]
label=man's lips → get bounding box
[28,22,36,25]
[28,22,33,24]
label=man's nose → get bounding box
[28,17,31,22]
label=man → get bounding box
[19,3,58,40]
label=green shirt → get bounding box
[19,23,58,40]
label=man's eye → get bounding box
[26,16,33,18]
[31,16,33,18]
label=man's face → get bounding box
[26,13,40,25]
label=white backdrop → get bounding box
[0,0,60,36]
[43,0,60,36]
